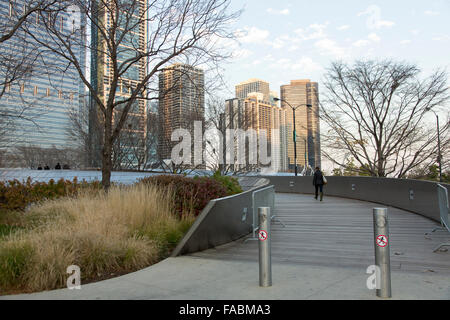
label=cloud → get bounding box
[236,26,270,44]
[232,48,253,59]
[268,56,323,74]
[367,33,380,42]
[337,25,350,31]
[400,40,411,45]
[432,34,450,42]
[294,22,329,41]
[352,33,380,47]
[266,8,290,15]
[424,10,440,16]
[353,39,370,47]
[314,38,349,58]
[358,5,395,29]
[291,57,324,73]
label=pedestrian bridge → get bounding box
[190,192,450,274]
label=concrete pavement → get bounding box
[1,253,449,300]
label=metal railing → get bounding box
[431,184,450,252]
[245,185,285,242]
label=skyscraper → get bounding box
[235,79,271,103]
[280,79,321,170]
[224,94,288,172]
[158,63,205,166]
[0,1,86,154]
[90,0,148,168]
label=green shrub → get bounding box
[211,171,243,195]
[0,178,101,212]
[139,175,230,217]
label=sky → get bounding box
[221,0,450,98]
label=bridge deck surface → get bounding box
[190,193,450,274]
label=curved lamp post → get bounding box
[274,97,312,176]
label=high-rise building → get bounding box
[0,1,86,154]
[90,0,148,168]
[280,79,321,170]
[235,79,270,103]
[224,94,288,172]
[158,63,205,166]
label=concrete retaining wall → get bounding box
[171,180,270,256]
[263,176,449,223]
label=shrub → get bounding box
[0,178,102,212]
[139,175,230,217]
[211,171,243,195]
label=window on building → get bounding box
[46,88,50,97]
[9,2,13,17]
[58,90,63,99]
[20,83,24,94]
[34,86,38,96]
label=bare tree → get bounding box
[26,0,240,189]
[321,59,450,178]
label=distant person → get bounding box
[55,163,61,170]
[313,167,325,201]
[44,165,50,170]
[37,165,43,170]
[63,164,70,170]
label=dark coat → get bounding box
[313,170,324,186]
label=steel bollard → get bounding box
[258,207,272,287]
[373,208,392,298]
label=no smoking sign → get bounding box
[376,235,388,248]
[258,230,268,241]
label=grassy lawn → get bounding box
[0,184,195,295]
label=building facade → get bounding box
[158,63,205,167]
[223,94,288,172]
[235,79,271,103]
[0,1,86,158]
[280,79,321,171]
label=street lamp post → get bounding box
[426,108,442,182]
[274,98,312,176]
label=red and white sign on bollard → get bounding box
[373,208,392,298]
[258,207,272,287]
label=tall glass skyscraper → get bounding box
[0,1,86,152]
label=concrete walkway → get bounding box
[2,194,449,300]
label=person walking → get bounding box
[313,167,325,201]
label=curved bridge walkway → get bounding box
[2,193,449,300]
[192,193,450,273]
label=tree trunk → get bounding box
[102,111,113,190]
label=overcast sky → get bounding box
[222,0,450,98]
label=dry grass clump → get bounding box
[0,184,194,294]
